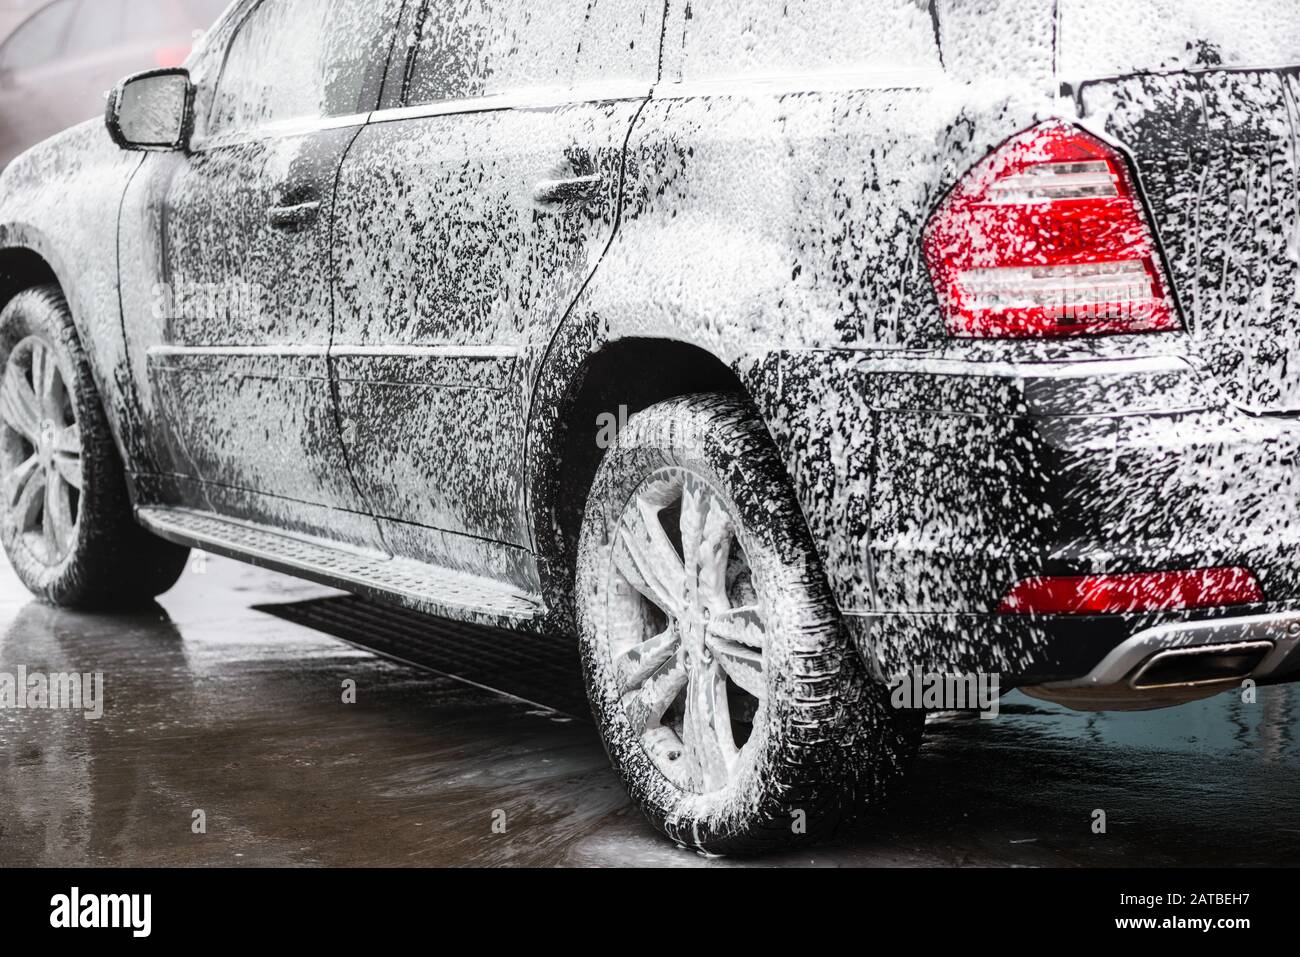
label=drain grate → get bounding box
[254,595,591,719]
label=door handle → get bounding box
[532,173,603,209]
[266,200,321,230]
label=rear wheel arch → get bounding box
[529,335,751,629]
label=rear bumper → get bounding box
[748,346,1300,690]
[1019,609,1300,710]
[842,602,1300,690]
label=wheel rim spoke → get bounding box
[613,494,686,618]
[706,605,765,648]
[680,474,732,612]
[681,659,736,791]
[613,626,681,692]
[7,455,42,525]
[0,364,41,442]
[52,451,82,491]
[620,650,688,731]
[31,340,59,417]
[707,635,765,699]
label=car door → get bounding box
[329,0,664,587]
[119,0,404,546]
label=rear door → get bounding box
[121,0,403,545]
[1065,0,1300,413]
[330,0,663,585]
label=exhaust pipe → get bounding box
[1021,612,1300,711]
[1129,641,1274,690]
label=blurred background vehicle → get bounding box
[0,0,228,168]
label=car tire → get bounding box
[0,284,188,608]
[577,392,921,855]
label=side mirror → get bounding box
[105,68,194,152]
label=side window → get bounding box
[208,0,402,133]
[0,0,77,73]
[404,0,661,106]
[670,0,941,83]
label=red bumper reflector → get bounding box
[997,567,1264,615]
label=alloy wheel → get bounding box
[604,466,767,794]
[0,335,82,564]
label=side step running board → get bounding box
[137,507,544,627]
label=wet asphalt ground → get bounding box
[0,552,1297,867]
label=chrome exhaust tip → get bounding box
[1129,640,1274,690]
[1020,611,1300,712]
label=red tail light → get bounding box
[997,567,1263,615]
[923,121,1180,339]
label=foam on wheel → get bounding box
[0,284,188,608]
[576,392,921,855]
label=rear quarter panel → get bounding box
[552,78,1054,616]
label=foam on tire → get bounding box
[0,284,188,608]
[576,392,921,855]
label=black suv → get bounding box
[1,0,1298,853]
